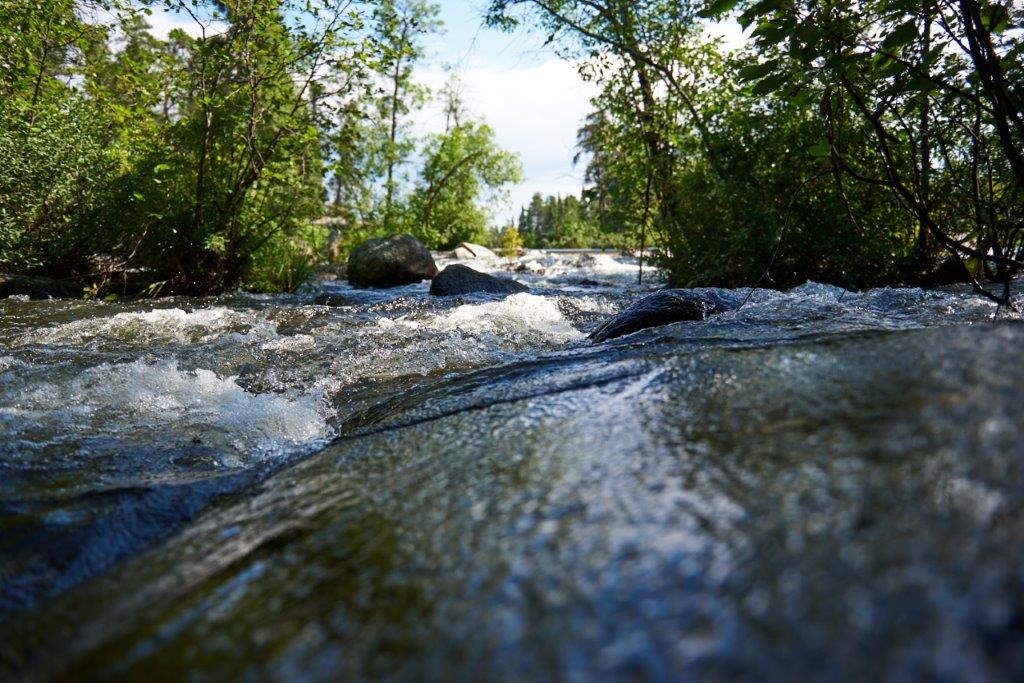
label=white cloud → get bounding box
[704,19,750,54]
[414,58,599,223]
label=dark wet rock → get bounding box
[589,288,743,342]
[576,253,598,268]
[577,278,602,287]
[429,264,528,297]
[347,234,437,288]
[0,274,80,300]
[313,292,358,306]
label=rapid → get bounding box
[1,251,1023,681]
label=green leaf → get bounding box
[698,0,741,19]
[752,21,788,45]
[153,163,170,174]
[875,55,906,78]
[737,59,780,82]
[880,20,918,52]
[808,141,831,157]
[981,4,1010,33]
[738,1,781,30]
[906,76,937,94]
[750,72,788,95]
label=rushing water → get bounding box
[1,251,1023,681]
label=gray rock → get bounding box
[0,274,80,299]
[589,289,742,342]
[452,242,499,260]
[429,264,528,297]
[347,234,437,288]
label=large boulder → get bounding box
[452,242,499,261]
[0,274,80,300]
[347,234,437,288]
[589,289,742,343]
[429,264,528,297]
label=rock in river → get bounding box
[429,264,528,297]
[312,292,358,306]
[451,242,499,261]
[589,288,743,342]
[0,274,80,299]
[347,234,438,288]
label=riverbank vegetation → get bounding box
[0,0,520,295]
[2,0,1021,299]
[512,192,623,249]
[489,0,1023,301]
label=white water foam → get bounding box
[424,293,583,341]
[22,307,278,346]
[10,359,331,462]
[587,253,646,277]
[438,251,652,286]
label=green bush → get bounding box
[242,222,329,293]
[659,93,917,290]
[0,99,122,276]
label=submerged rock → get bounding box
[347,234,437,288]
[452,242,498,261]
[312,292,358,306]
[589,288,742,342]
[430,264,528,296]
[0,274,80,299]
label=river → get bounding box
[1,251,1022,680]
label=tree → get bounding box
[498,224,523,257]
[490,0,1022,297]
[367,0,442,231]
[716,0,1024,302]
[487,0,714,252]
[97,0,369,292]
[1,0,374,293]
[0,0,120,275]
[0,0,114,109]
[515,193,612,248]
[411,120,523,248]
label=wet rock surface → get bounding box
[0,274,80,300]
[1,254,1022,681]
[430,264,528,296]
[347,234,438,288]
[589,288,743,342]
[312,291,358,306]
